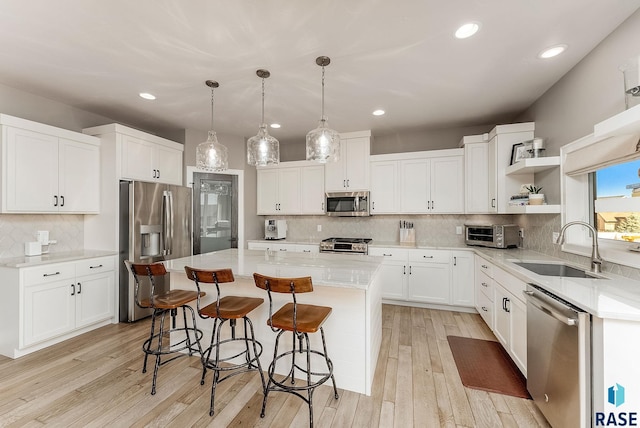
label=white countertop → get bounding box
[163,248,383,290]
[473,248,640,321]
[0,250,118,268]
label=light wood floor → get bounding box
[0,304,551,427]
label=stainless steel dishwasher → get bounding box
[524,283,591,428]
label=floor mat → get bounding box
[447,335,530,399]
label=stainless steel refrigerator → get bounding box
[119,180,192,322]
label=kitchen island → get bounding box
[164,248,383,396]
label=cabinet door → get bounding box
[430,156,464,213]
[23,280,75,346]
[58,138,100,213]
[370,161,398,214]
[509,296,527,375]
[75,272,115,328]
[451,251,474,307]
[5,127,59,212]
[493,285,510,348]
[257,169,279,215]
[278,168,301,214]
[121,135,155,181]
[407,262,450,304]
[399,159,429,213]
[465,142,490,213]
[300,165,325,214]
[324,143,346,192]
[377,262,407,300]
[475,287,494,330]
[344,137,370,190]
[155,145,183,185]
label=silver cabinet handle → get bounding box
[89,264,103,269]
[346,179,349,187]
[481,282,488,287]
[409,266,412,274]
[403,265,406,275]
[279,248,287,251]
[481,264,488,269]
[303,250,311,252]
[43,271,61,277]
[77,282,82,294]
[343,179,346,188]
[491,198,496,208]
[372,201,375,210]
[71,283,75,296]
[481,306,488,312]
[383,253,392,256]
[453,256,457,266]
[423,255,433,259]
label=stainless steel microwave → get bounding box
[325,191,370,217]
[465,224,520,248]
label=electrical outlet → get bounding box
[552,232,559,243]
[455,226,462,235]
[519,228,524,239]
[317,225,322,232]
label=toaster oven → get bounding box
[465,224,520,248]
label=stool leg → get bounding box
[201,318,219,385]
[261,329,284,418]
[209,319,226,416]
[320,327,339,400]
[246,316,266,393]
[289,331,297,385]
[303,332,315,427]
[187,305,203,358]
[151,310,167,395]
[181,306,193,356]
[143,309,158,374]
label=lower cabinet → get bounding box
[0,255,116,358]
[474,255,527,376]
[369,247,474,308]
[248,241,319,253]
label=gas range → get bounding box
[320,237,372,255]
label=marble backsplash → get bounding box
[0,214,84,258]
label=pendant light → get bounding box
[196,80,228,171]
[247,69,280,166]
[306,56,340,163]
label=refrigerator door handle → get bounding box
[162,190,173,256]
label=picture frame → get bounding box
[510,141,532,165]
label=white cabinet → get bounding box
[120,134,183,185]
[257,167,301,215]
[370,161,398,214]
[300,165,325,214]
[1,115,101,214]
[0,255,116,358]
[83,123,184,186]
[462,138,491,213]
[257,161,325,216]
[248,241,319,253]
[325,131,371,192]
[474,256,495,329]
[370,247,475,308]
[451,251,474,307]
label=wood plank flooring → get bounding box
[0,305,550,427]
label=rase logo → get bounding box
[596,383,638,427]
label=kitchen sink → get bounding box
[514,262,606,279]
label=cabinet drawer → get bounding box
[76,257,115,277]
[493,267,526,302]
[368,247,408,261]
[477,258,494,278]
[24,263,75,285]
[477,271,494,301]
[409,249,450,264]
[476,289,493,330]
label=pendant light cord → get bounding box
[261,77,265,124]
[210,88,215,130]
[321,65,326,119]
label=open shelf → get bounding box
[505,156,560,175]
[506,204,561,214]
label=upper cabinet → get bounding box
[257,161,325,215]
[325,130,371,192]
[83,123,183,186]
[460,134,492,213]
[1,114,100,214]
[370,149,464,215]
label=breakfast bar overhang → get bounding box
[164,249,383,395]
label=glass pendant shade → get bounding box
[196,80,228,171]
[247,124,279,166]
[247,69,280,166]
[306,117,340,163]
[197,130,228,171]
[306,56,340,162]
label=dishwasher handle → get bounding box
[523,290,578,326]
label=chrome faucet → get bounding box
[556,221,603,273]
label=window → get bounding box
[593,158,640,242]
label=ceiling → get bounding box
[0,1,638,143]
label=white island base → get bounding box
[165,249,383,396]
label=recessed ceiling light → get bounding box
[270,123,281,129]
[139,92,156,100]
[538,44,567,59]
[455,22,480,39]
[372,109,385,116]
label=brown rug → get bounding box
[447,335,530,399]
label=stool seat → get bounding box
[140,289,205,309]
[269,303,331,333]
[200,296,264,320]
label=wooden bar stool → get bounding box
[125,261,204,395]
[253,273,339,427]
[184,266,266,416]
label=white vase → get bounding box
[528,194,545,205]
